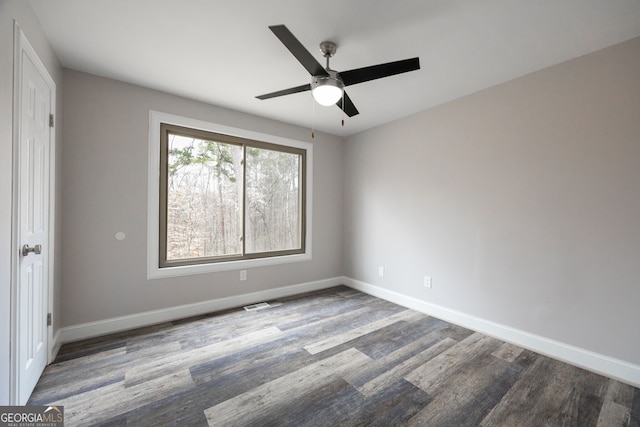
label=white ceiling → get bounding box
[29,0,640,137]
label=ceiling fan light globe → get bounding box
[312,85,343,106]
[311,73,344,106]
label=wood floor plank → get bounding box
[404,332,502,394]
[121,384,213,426]
[343,323,451,389]
[350,318,443,360]
[406,344,523,426]
[34,346,126,378]
[57,369,195,426]
[31,340,185,407]
[203,347,371,426]
[29,348,128,405]
[479,356,608,426]
[303,308,422,355]
[125,326,283,385]
[492,342,524,363]
[281,296,409,344]
[438,321,476,342]
[602,379,636,409]
[597,380,636,427]
[631,388,640,427]
[241,378,365,427]
[355,336,458,398]
[597,401,631,427]
[357,379,431,427]
[176,311,292,352]
[190,345,314,390]
[276,299,374,332]
[54,322,173,362]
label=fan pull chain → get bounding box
[311,95,316,139]
[341,91,345,127]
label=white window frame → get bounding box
[147,111,312,279]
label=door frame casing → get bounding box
[10,21,57,406]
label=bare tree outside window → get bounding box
[246,147,301,254]
[166,134,243,260]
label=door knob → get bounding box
[22,244,42,256]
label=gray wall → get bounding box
[0,0,63,405]
[344,37,640,365]
[60,69,344,326]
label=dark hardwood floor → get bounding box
[28,286,639,426]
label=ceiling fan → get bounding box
[256,25,421,117]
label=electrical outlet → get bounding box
[424,276,432,288]
[379,266,385,277]
[240,270,247,281]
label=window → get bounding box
[148,112,312,278]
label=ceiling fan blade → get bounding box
[269,25,329,77]
[256,83,311,100]
[339,57,420,86]
[337,92,359,117]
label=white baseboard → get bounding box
[343,276,640,388]
[57,277,342,345]
[49,329,62,363]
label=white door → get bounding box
[13,24,55,405]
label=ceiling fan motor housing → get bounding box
[311,69,343,89]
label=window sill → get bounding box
[147,252,312,279]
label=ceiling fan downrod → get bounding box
[319,41,337,69]
[311,41,344,107]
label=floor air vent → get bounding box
[243,302,271,311]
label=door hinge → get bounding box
[49,114,54,128]
[47,313,52,326]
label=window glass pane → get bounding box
[245,147,301,254]
[166,133,243,260]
